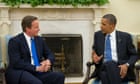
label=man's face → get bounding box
[100,18,114,34]
[26,20,40,37]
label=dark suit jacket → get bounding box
[91,30,138,81]
[5,33,55,84]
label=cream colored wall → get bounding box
[104,0,140,34]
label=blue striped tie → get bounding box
[31,38,40,66]
[104,34,112,62]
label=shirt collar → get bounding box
[110,29,116,37]
[23,32,31,40]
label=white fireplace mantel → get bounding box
[0,3,108,83]
[0,3,108,34]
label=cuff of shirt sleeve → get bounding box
[125,63,130,67]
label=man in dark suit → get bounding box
[5,15,65,84]
[91,14,138,84]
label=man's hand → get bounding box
[92,51,103,64]
[41,59,51,72]
[118,64,128,78]
[36,65,46,72]
[36,59,51,72]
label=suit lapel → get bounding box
[116,31,121,58]
[98,32,105,55]
[21,34,31,56]
[101,33,105,53]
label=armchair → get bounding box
[83,61,139,84]
[0,35,55,84]
[83,34,140,84]
[0,35,12,84]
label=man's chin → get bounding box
[101,31,107,36]
[34,34,38,36]
[102,31,106,34]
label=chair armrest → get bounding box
[0,62,6,84]
[135,60,140,69]
[135,60,140,84]
[83,61,94,84]
[0,62,6,73]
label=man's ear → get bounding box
[111,24,115,29]
[26,27,31,32]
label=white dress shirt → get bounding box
[106,30,118,62]
[23,33,34,65]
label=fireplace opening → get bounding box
[42,34,83,77]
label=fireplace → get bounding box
[42,34,83,77]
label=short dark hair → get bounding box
[102,14,117,25]
[21,15,38,32]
